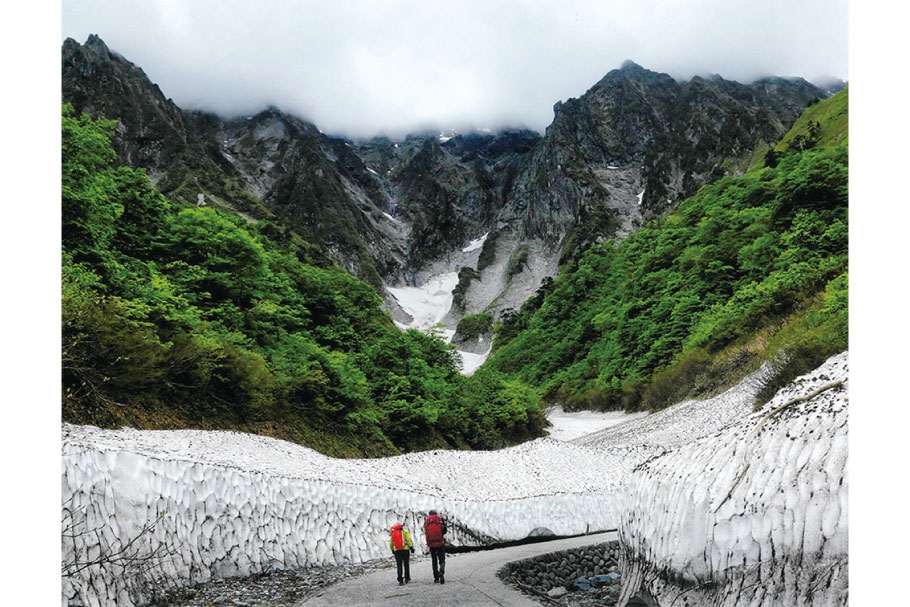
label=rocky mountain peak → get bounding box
[84,33,111,56]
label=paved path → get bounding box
[296,532,617,606]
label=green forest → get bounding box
[490,90,848,411]
[61,103,544,457]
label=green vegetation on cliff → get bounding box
[456,313,494,340]
[61,104,544,456]
[490,90,848,410]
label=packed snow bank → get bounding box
[387,271,492,374]
[59,365,771,607]
[459,344,492,375]
[60,354,848,607]
[462,231,490,252]
[544,407,648,442]
[574,368,760,452]
[61,429,620,607]
[386,272,458,331]
[616,353,848,607]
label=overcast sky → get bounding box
[61,0,847,137]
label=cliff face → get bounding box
[62,34,199,175]
[499,62,823,253]
[349,129,540,272]
[62,36,407,286]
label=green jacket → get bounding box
[389,527,413,552]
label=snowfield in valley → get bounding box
[386,272,459,331]
[61,353,848,607]
[461,232,490,253]
[544,407,649,442]
[386,268,493,374]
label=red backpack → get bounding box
[425,515,444,548]
[391,525,406,550]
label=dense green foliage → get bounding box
[476,231,499,271]
[490,92,848,410]
[61,105,544,456]
[775,88,848,153]
[456,313,494,340]
[451,266,480,313]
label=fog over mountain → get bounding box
[62,0,847,137]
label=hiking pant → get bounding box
[394,549,410,582]
[430,546,446,580]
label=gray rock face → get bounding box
[62,34,196,174]
[499,63,825,254]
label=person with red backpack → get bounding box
[389,522,414,585]
[424,510,447,584]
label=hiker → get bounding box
[424,510,447,584]
[389,522,414,585]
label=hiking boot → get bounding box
[398,580,404,586]
[440,575,445,584]
[434,578,439,583]
[405,578,411,584]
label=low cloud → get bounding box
[62,0,847,137]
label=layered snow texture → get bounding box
[386,271,459,331]
[61,429,619,607]
[616,353,849,607]
[60,354,848,607]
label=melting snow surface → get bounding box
[60,354,848,607]
[62,426,618,607]
[637,190,645,206]
[545,407,649,442]
[617,352,849,606]
[459,346,492,376]
[461,232,490,253]
[387,273,459,331]
[387,273,491,374]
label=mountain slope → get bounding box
[63,35,407,287]
[499,62,824,243]
[448,63,827,325]
[488,89,849,411]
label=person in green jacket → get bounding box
[389,522,414,585]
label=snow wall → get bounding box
[61,439,617,607]
[617,352,848,607]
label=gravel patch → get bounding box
[152,558,406,607]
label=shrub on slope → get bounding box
[61,105,544,456]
